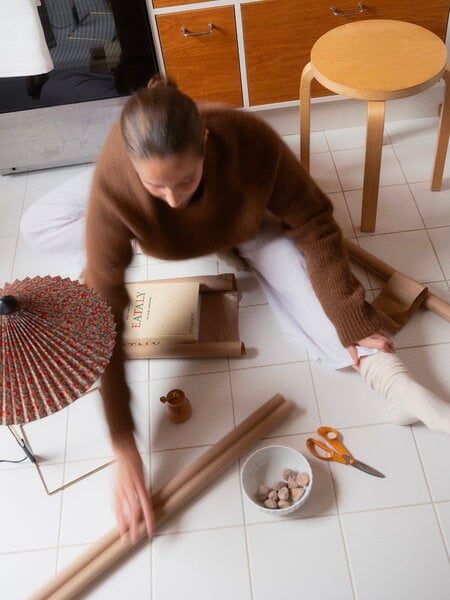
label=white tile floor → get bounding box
[1,115,450,600]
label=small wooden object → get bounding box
[300,20,448,231]
[160,388,192,423]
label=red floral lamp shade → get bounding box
[0,276,116,425]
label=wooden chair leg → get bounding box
[300,62,314,172]
[431,65,450,191]
[361,100,386,232]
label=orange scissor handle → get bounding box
[317,426,355,465]
[305,437,347,464]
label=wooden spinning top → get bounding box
[160,388,192,423]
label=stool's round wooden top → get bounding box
[311,20,447,101]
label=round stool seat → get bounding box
[310,19,447,101]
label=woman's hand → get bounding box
[113,437,155,543]
[346,330,395,367]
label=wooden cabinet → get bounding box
[156,6,243,106]
[241,0,450,106]
[153,0,208,10]
[153,0,449,108]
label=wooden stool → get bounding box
[300,19,448,232]
[431,64,450,191]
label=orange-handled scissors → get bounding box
[306,426,385,478]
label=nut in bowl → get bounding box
[241,445,313,516]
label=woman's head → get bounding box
[120,75,206,208]
[120,75,204,160]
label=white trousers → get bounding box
[235,216,378,369]
[20,167,377,369]
[20,167,93,281]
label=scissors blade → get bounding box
[347,457,385,478]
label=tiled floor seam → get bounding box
[149,367,230,381]
[229,358,311,372]
[395,341,450,351]
[411,427,450,562]
[229,325,255,598]
[389,134,448,278]
[424,227,449,282]
[337,500,445,517]
[336,512,359,600]
[237,452,256,600]
[55,407,71,575]
[326,145,346,195]
[404,178,428,230]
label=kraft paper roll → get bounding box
[30,394,294,600]
[345,239,450,323]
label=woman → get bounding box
[21,75,450,541]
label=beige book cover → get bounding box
[124,281,201,343]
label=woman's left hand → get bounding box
[346,331,395,367]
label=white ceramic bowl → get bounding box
[241,445,313,515]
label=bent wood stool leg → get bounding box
[361,100,386,232]
[431,65,450,191]
[300,62,314,172]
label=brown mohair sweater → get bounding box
[86,107,381,443]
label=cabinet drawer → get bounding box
[157,6,243,106]
[153,0,208,11]
[242,0,449,106]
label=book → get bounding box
[123,280,201,344]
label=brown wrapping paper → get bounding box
[30,394,294,600]
[371,271,429,333]
[124,274,245,359]
[345,239,450,325]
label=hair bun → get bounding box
[146,74,178,90]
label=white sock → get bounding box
[360,352,450,434]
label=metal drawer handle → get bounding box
[181,23,215,37]
[330,2,365,16]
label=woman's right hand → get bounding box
[113,436,155,543]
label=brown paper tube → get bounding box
[125,341,245,359]
[33,394,286,600]
[30,395,294,600]
[132,273,237,293]
[152,393,286,506]
[344,239,450,323]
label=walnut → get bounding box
[296,472,310,487]
[257,484,271,501]
[282,468,296,481]
[291,487,305,502]
[278,500,291,509]
[268,489,279,501]
[271,480,286,491]
[263,498,278,509]
[287,475,299,489]
[278,486,290,501]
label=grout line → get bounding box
[410,427,450,562]
[55,409,72,574]
[394,341,450,352]
[146,360,154,600]
[228,358,311,373]
[389,136,449,283]
[0,497,446,556]
[336,512,359,600]
[424,227,449,284]
[8,172,29,282]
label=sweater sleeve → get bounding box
[85,159,135,444]
[267,145,381,347]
